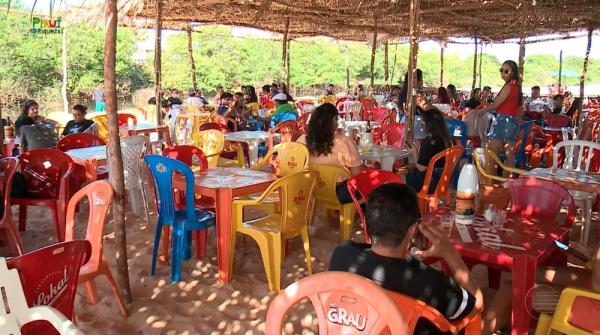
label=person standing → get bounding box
[93,85,105,112]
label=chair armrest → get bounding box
[24,306,85,335]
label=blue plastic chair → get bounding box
[145,155,215,282]
[514,121,534,169]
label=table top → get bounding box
[525,168,600,191]
[358,145,409,160]
[120,123,167,132]
[224,131,271,141]
[424,210,569,266]
[66,145,107,162]
[193,167,276,189]
[542,126,573,133]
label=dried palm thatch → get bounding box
[123,0,600,42]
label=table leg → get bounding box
[511,255,537,335]
[84,160,98,182]
[247,140,259,167]
[380,156,394,171]
[215,187,233,284]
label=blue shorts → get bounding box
[488,114,518,142]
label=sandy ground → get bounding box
[2,197,597,334]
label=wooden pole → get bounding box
[558,49,563,92]
[384,41,389,85]
[286,38,291,91]
[518,2,527,81]
[0,100,4,157]
[186,25,197,92]
[154,0,163,125]
[579,27,593,124]
[369,17,378,88]
[471,36,478,91]
[439,43,444,87]
[104,0,131,308]
[390,43,398,84]
[405,0,420,141]
[478,42,483,88]
[61,22,68,114]
[281,17,289,83]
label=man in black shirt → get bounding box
[329,183,483,335]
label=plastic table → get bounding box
[176,167,277,284]
[524,167,600,193]
[358,145,409,171]
[424,210,570,335]
[65,145,107,182]
[224,131,271,167]
[120,123,171,147]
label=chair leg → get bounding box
[195,230,207,259]
[140,184,151,225]
[170,224,186,282]
[50,203,62,242]
[18,205,27,231]
[339,206,356,242]
[256,235,281,292]
[301,229,313,274]
[83,279,100,305]
[5,222,24,256]
[102,264,128,317]
[160,226,170,263]
[581,198,592,245]
[488,268,501,289]
[150,222,164,276]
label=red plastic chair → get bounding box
[359,98,377,113]
[504,177,576,227]
[362,106,388,123]
[117,113,137,127]
[163,145,213,260]
[7,240,91,335]
[265,271,409,334]
[64,181,127,317]
[267,120,297,151]
[0,157,22,255]
[296,112,311,136]
[544,114,572,128]
[56,133,106,152]
[347,170,404,243]
[12,149,75,241]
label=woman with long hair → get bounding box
[15,100,57,136]
[405,107,452,193]
[477,60,523,167]
[298,103,364,203]
[398,69,423,113]
[435,87,451,104]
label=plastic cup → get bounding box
[440,211,455,236]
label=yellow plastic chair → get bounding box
[472,148,526,185]
[534,287,600,335]
[253,142,309,176]
[310,164,357,242]
[89,114,109,142]
[229,170,318,292]
[191,129,224,168]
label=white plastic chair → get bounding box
[107,135,151,223]
[0,258,84,335]
[553,140,600,244]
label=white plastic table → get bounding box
[224,131,271,167]
[65,145,108,182]
[358,145,409,171]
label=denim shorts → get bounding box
[488,114,519,142]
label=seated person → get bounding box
[464,88,482,109]
[61,104,94,137]
[297,103,365,204]
[15,100,57,136]
[330,183,483,334]
[551,94,564,114]
[20,123,58,152]
[318,84,337,105]
[270,93,298,127]
[217,92,234,116]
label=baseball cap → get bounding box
[272,93,288,101]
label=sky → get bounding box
[20,0,600,62]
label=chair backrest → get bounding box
[164,145,208,172]
[107,135,149,190]
[65,181,112,275]
[265,271,409,335]
[544,114,571,128]
[0,157,18,223]
[381,123,405,147]
[117,113,137,127]
[198,121,228,133]
[18,148,74,199]
[260,142,309,177]
[387,290,481,334]
[445,118,468,148]
[514,121,535,169]
[56,133,106,152]
[296,112,311,136]
[543,287,600,335]
[347,170,404,242]
[89,114,109,142]
[504,178,576,227]
[553,140,600,172]
[6,240,91,322]
[145,155,197,223]
[364,107,388,123]
[191,129,225,168]
[310,164,351,206]
[381,110,397,127]
[472,148,507,185]
[421,145,464,201]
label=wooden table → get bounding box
[424,210,570,335]
[224,131,271,167]
[524,167,600,193]
[177,167,277,284]
[65,145,108,182]
[358,145,408,171]
[120,124,171,147]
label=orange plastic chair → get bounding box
[64,180,128,317]
[418,145,464,215]
[229,171,318,292]
[387,290,482,334]
[0,157,22,255]
[310,164,357,241]
[265,271,409,334]
[534,287,600,335]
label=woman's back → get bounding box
[497,80,519,116]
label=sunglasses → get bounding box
[499,68,510,74]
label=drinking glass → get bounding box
[493,209,507,230]
[440,211,455,236]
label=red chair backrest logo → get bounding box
[34,267,68,306]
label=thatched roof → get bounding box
[127,0,600,42]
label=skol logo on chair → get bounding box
[287,156,297,168]
[94,193,106,206]
[293,189,305,203]
[30,16,64,34]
